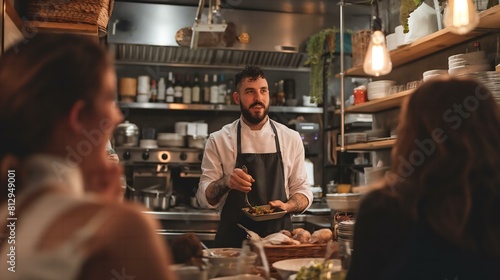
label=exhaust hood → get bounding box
[107,1,335,70]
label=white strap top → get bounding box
[0,155,111,279]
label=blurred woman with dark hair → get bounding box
[0,34,175,279]
[346,77,500,280]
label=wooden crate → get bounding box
[351,30,371,67]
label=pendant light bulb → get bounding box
[363,30,392,77]
[443,0,479,35]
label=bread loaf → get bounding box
[293,228,311,244]
[280,229,292,238]
[309,228,333,244]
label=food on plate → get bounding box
[295,262,323,280]
[293,228,311,244]
[309,229,333,244]
[292,228,306,236]
[247,205,276,215]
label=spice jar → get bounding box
[353,85,367,105]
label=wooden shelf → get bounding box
[336,138,396,151]
[344,89,414,113]
[27,21,99,38]
[340,5,500,77]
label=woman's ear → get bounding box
[233,91,240,105]
[67,100,87,134]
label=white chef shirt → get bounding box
[197,117,313,211]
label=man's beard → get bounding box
[240,102,269,124]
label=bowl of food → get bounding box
[272,258,324,280]
[242,205,287,221]
[203,248,258,276]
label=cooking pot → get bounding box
[187,135,207,149]
[113,121,139,147]
[141,185,176,211]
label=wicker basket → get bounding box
[265,243,327,270]
[27,0,114,37]
[351,30,371,67]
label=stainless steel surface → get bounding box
[116,147,203,164]
[113,121,140,147]
[118,102,323,113]
[108,1,356,69]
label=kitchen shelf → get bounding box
[344,89,414,113]
[27,21,99,38]
[335,138,397,151]
[118,102,323,114]
[339,5,500,77]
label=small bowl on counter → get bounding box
[325,193,363,212]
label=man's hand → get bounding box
[206,167,255,205]
[269,193,309,213]
[227,167,254,193]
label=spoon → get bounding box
[200,241,215,256]
[241,165,253,208]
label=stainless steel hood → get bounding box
[107,1,338,70]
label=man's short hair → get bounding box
[234,65,266,92]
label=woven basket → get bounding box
[265,243,327,270]
[27,0,114,37]
[351,30,371,67]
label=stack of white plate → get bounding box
[448,51,491,76]
[338,133,367,145]
[367,80,396,100]
[422,69,448,82]
[456,71,500,104]
[337,220,355,250]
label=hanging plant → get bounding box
[304,28,339,105]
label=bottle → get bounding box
[157,77,165,102]
[202,74,210,104]
[218,73,227,104]
[276,79,286,106]
[173,73,183,103]
[191,75,201,104]
[150,79,157,103]
[226,79,234,105]
[182,74,192,104]
[165,72,174,103]
[210,74,219,104]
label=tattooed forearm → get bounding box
[205,176,230,205]
[286,193,309,213]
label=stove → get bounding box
[115,147,204,164]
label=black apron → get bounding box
[214,120,293,248]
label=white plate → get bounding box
[272,258,324,280]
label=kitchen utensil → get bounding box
[200,241,215,256]
[241,165,253,208]
[113,121,139,147]
[141,185,176,211]
[187,135,207,149]
[325,193,362,212]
